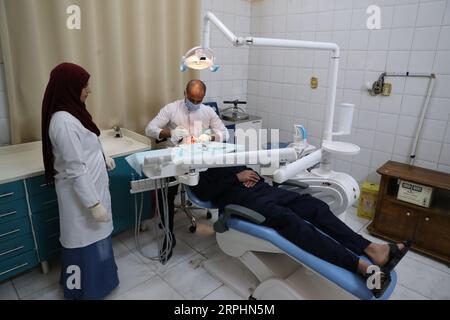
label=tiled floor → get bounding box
[1,207,449,300]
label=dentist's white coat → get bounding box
[49,111,113,249]
[145,99,229,146]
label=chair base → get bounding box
[176,185,212,233]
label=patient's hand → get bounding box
[236,170,260,188]
[243,181,257,188]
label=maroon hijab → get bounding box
[41,62,100,183]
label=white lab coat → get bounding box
[145,99,229,146]
[49,111,113,249]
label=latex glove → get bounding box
[171,127,190,139]
[197,134,211,143]
[182,135,197,144]
[105,156,116,171]
[89,203,111,222]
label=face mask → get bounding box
[185,98,201,112]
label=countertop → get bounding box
[221,115,262,127]
[0,128,151,185]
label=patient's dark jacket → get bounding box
[191,166,299,211]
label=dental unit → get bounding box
[126,11,398,300]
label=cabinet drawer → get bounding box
[0,234,35,263]
[33,208,60,232]
[375,200,419,240]
[33,209,61,262]
[37,232,61,262]
[0,217,32,243]
[0,181,25,204]
[26,175,56,197]
[0,250,38,282]
[29,192,59,213]
[0,199,28,224]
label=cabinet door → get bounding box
[108,157,152,235]
[375,200,418,241]
[414,212,450,259]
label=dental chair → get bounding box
[185,182,397,300]
[178,185,213,233]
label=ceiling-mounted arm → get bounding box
[202,11,245,48]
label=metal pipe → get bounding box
[410,74,436,165]
[383,72,435,79]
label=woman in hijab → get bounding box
[41,62,119,300]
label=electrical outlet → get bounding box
[311,76,318,89]
[382,83,392,96]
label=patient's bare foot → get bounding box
[364,243,405,267]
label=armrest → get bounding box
[277,179,309,189]
[214,204,266,233]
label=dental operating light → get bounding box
[179,46,219,72]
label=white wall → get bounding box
[200,0,251,111]
[0,39,11,146]
[247,0,450,182]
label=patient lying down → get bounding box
[191,166,411,298]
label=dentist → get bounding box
[145,79,228,262]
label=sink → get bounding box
[99,129,151,158]
[101,137,134,155]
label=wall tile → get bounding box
[416,1,447,27]
[377,112,399,134]
[412,27,440,50]
[389,28,414,50]
[392,4,419,28]
[439,143,450,165]
[373,132,396,153]
[408,51,436,73]
[416,139,443,162]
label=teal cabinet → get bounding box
[108,157,152,235]
[0,181,38,282]
[0,154,150,281]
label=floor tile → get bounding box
[200,244,222,260]
[202,285,244,300]
[203,252,259,299]
[390,284,430,300]
[342,207,371,233]
[133,237,198,275]
[0,280,18,300]
[23,283,64,300]
[113,237,133,259]
[406,250,450,275]
[107,251,156,299]
[176,218,217,252]
[395,255,450,300]
[161,254,223,300]
[12,259,61,299]
[114,275,183,300]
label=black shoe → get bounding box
[383,240,412,274]
[363,267,392,299]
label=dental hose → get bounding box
[134,178,173,264]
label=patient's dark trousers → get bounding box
[252,194,371,273]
